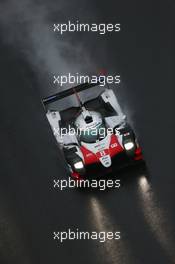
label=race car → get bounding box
[42,81,143,180]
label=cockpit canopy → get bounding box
[75,111,107,143]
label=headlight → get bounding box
[124,141,134,151]
[74,161,84,170]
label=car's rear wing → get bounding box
[42,80,101,107]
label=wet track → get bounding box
[0,1,175,264]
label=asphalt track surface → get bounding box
[0,1,175,264]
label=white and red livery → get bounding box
[42,81,143,180]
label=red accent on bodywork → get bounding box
[80,134,124,165]
[71,171,82,180]
[80,145,99,165]
[108,134,123,157]
[134,147,143,160]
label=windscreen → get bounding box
[79,123,107,143]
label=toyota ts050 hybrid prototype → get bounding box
[42,81,143,180]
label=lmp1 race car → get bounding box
[42,81,143,180]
